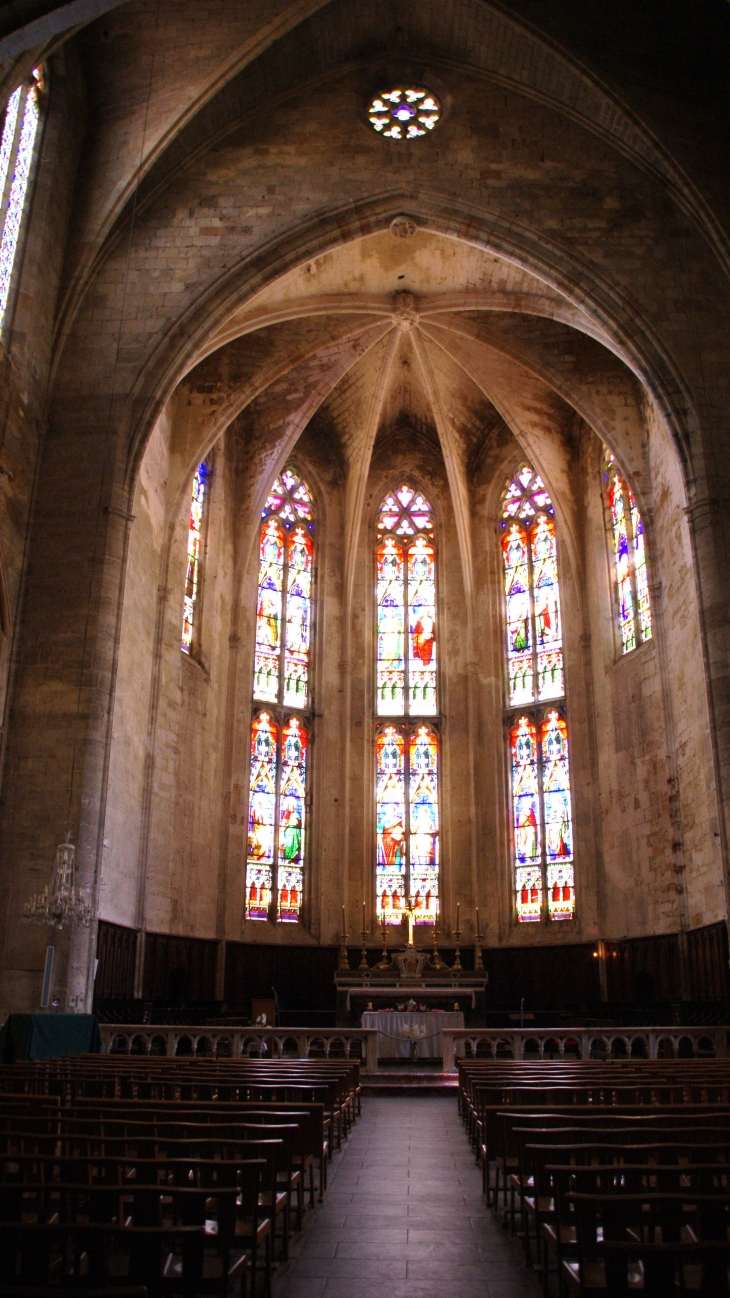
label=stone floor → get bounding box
[272,1095,541,1298]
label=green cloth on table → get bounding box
[0,1012,102,1061]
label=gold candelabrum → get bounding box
[379,914,391,969]
[430,920,444,970]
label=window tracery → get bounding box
[367,87,441,139]
[603,451,652,654]
[0,68,44,332]
[501,466,575,922]
[376,485,439,925]
[247,469,314,922]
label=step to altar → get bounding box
[361,1069,458,1095]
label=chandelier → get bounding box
[22,837,92,929]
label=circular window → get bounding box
[367,87,441,140]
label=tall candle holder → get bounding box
[359,902,370,972]
[338,905,350,971]
[451,902,462,972]
[474,906,484,972]
[430,919,444,970]
[379,914,391,969]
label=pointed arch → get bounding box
[375,484,439,926]
[247,466,314,923]
[501,465,575,923]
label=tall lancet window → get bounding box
[375,486,439,925]
[0,68,44,332]
[501,466,575,922]
[603,451,652,655]
[181,461,209,654]
[247,469,314,923]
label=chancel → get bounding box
[0,2,728,1295]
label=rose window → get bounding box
[367,87,441,140]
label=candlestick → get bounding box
[474,905,484,972]
[379,912,390,969]
[430,918,444,970]
[359,901,369,971]
[452,902,462,973]
[338,905,350,971]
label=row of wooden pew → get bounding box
[458,1056,730,1296]
[0,1054,361,1296]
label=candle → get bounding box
[457,902,460,929]
[476,907,480,934]
[342,905,345,933]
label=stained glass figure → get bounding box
[376,726,406,924]
[0,69,43,330]
[254,518,284,701]
[248,468,314,923]
[630,488,652,642]
[502,523,532,705]
[408,537,437,714]
[511,716,542,921]
[181,462,208,653]
[377,537,405,715]
[607,469,635,653]
[501,466,563,705]
[604,453,652,652]
[278,717,307,921]
[255,469,314,704]
[246,713,278,920]
[377,485,436,716]
[541,710,575,920]
[408,726,439,924]
[284,526,312,705]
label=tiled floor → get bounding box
[273,1095,540,1298]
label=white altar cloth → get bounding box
[361,1010,464,1060]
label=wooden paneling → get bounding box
[687,921,729,1001]
[485,942,602,1011]
[95,921,137,1000]
[142,932,218,1004]
[604,932,682,1004]
[224,942,339,1018]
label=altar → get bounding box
[362,1010,464,1060]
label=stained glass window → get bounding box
[255,469,314,706]
[377,485,436,717]
[367,86,441,139]
[181,462,208,654]
[501,466,563,705]
[502,466,575,922]
[0,69,43,332]
[375,485,439,924]
[246,712,278,921]
[278,716,307,922]
[248,468,314,923]
[604,452,652,652]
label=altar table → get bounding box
[361,1010,464,1060]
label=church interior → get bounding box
[0,1,728,1294]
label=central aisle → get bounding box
[274,1095,540,1298]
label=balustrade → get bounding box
[100,1023,729,1076]
[100,1024,379,1074]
